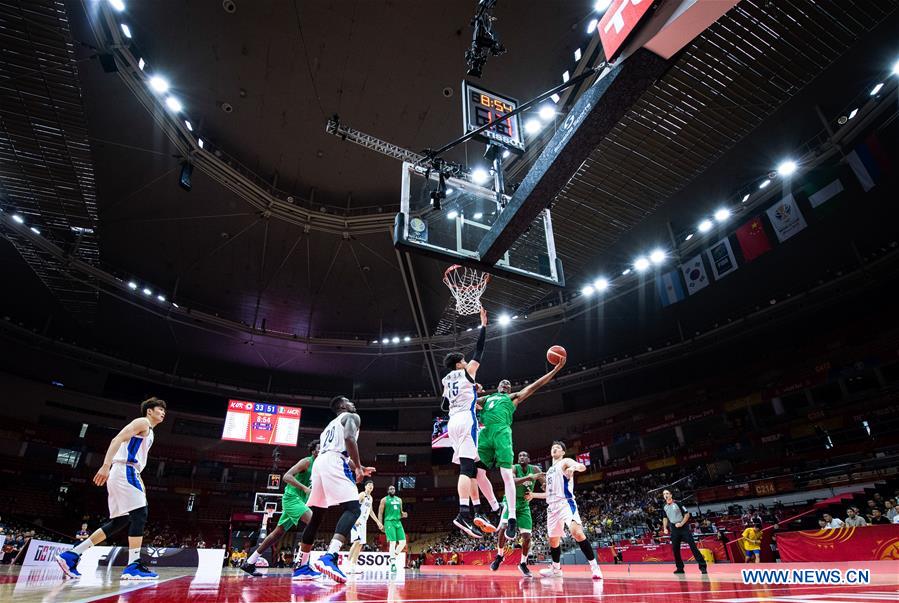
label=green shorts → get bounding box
[385,520,406,542]
[500,500,533,532]
[477,425,514,469]
[277,494,310,529]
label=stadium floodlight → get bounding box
[622,268,631,276]
[685,233,694,241]
[372,340,378,344]
[381,337,389,344]
[581,285,595,296]
[649,249,665,264]
[120,24,132,38]
[391,336,400,344]
[742,194,750,203]
[148,75,169,93]
[759,179,771,189]
[869,82,884,96]
[138,57,145,70]
[498,313,512,326]
[403,336,411,342]
[586,18,598,34]
[776,159,798,177]
[197,139,204,149]
[551,93,561,103]
[165,96,183,112]
[471,167,490,185]
[538,105,556,121]
[848,108,858,120]
[594,277,609,292]
[594,0,612,12]
[698,219,713,232]
[714,208,730,222]
[574,48,582,62]
[109,0,125,11]
[157,294,166,302]
[12,214,24,224]
[473,212,483,220]
[524,118,542,134]
[142,287,152,296]
[562,71,570,83]
[127,281,138,290]
[30,227,40,234]
[893,59,899,76]
[634,257,650,272]
[447,211,459,220]
[184,120,193,131]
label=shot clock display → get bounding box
[461,81,525,153]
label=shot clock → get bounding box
[461,81,525,154]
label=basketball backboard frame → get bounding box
[253,492,283,515]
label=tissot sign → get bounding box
[598,0,656,61]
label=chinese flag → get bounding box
[735,216,772,262]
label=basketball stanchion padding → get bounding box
[547,345,566,365]
[443,264,490,315]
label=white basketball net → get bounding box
[443,265,490,315]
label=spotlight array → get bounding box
[373,335,415,345]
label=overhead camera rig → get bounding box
[465,0,506,78]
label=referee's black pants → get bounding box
[671,525,707,570]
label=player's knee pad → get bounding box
[128,506,148,536]
[475,461,488,472]
[335,500,362,537]
[459,457,477,478]
[99,514,130,537]
[301,507,325,545]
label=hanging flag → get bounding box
[680,253,709,295]
[735,216,772,262]
[576,452,591,466]
[765,193,807,242]
[706,236,738,279]
[656,269,686,307]
[847,133,890,192]
[801,167,846,210]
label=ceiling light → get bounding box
[524,119,541,134]
[120,24,132,38]
[372,340,378,344]
[511,315,518,320]
[893,59,899,76]
[562,71,570,83]
[108,0,125,11]
[581,285,595,296]
[138,57,145,70]
[447,210,459,219]
[649,249,666,264]
[165,96,183,112]
[586,18,598,34]
[698,219,713,232]
[142,288,152,296]
[594,0,612,11]
[30,227,40,234]
[184,120,193,131]
[776,159,797,176]
[498,313,511,326]
[634,257,650,272]
[473,212,483,220]
[502,150,510,159]
[466,327,472,332]
[574,48,582,62]
[622,268,631,276]
[848,108,858,120]
[403,336,411,342]
[157,294,166,302]
[391,336,400,344]
[148,75,169,93]
[741,193,750,203]
[127,281,138,290]
[551,93,561,103]
[172,302,179,308]
[445,188,454,195]
[12,214,24,224]
[538,105,556,121]
[714,208,730,222]
[685,233,694,241]
[594,277,609,292]
[471,167,490,185]
[759,179,771,189]
[197,138,204,149]
[869,82,884,96]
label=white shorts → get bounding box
[350,523,367,544]
[448,411,478,464]
[547,500,582,539]
[306,452,359,508]
[107,463,147,518]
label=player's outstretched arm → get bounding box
[283,457,312,493]
[94,417,151,486]
[561,457,587,478]
[512,356,566,406]
[466,307,488,379]
[524,491,547,500]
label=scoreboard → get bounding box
[221,399,302,446]
[461,81,525,153]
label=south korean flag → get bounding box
[680,253,709,295]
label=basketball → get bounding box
[546,345,566,365]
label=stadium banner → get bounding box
[723,392,763,411]
[78,546,226,570]
[645,456,677,470]
[680,253,709,295]
[656,269,686,307]
[777,525,899,562]
[801,167,846,210]
[612,537,726,562]
[766,193,807,242]
[735,216,772,262]
[425,551,520,566]
[847,133,890,192]
[21,539,70,567]
[311,550,406,571]
[705,236,738,279]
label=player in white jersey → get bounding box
[526,440,603,580]
[56,397,167,581]
[347,479,382,574]
[293,395,375,584]
[441,306,498,538]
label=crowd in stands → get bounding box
[0,517,62,564]
[819,491,899,528]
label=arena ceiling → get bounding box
[1,0,898,397]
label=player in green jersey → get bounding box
[477,355,566,539]
[242,440,319,576]
[491,450,544,577]
[378,485,408,572]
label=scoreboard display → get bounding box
[461,81,525,153]
[222,399,302,446]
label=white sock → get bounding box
[72,539,93,555]
[588,558,598,568]
[459,497,469,506]
[327,538,342,555]
[500,468,517,520]
[128,547,140,565]
[553,561,561,569]
[300,551,311,566]
[247,551,260,564]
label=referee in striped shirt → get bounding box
[662,489,707,575]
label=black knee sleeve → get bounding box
[128,506,148,537]
[577,539,595,562]
[99,514,130,537]
[335,500,362,538]
[475,460,488,471]
[551,545,561,564]
[459,457,476,478]
[301,507,325,545]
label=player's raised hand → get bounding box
[554,355,567,370]
[479,306,488,327]
[93,464,111,486]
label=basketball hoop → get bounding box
[443,264,490,315]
